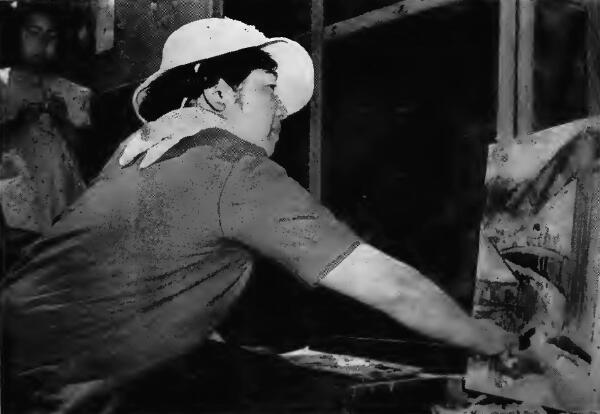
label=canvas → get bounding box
[465,116,600,412]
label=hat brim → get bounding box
[132,38,314,123]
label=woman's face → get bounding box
[19,12,59,69]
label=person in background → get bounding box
[2,18,518,414]
[0,2,92,274]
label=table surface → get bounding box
[114,338,462,413]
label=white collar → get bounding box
[119,107,239,169]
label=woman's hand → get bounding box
[16,95,67,123]
[467,318,518,357]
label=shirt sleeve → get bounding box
[219,155,361,286]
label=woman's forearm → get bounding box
[321,243,509,355]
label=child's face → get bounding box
[19,12,59,69]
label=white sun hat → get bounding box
[132,17,314,123]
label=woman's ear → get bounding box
[201,79,235,113]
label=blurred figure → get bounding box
[18,5,60,70]
[0,3,92,274]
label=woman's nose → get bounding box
[274,96,288,119]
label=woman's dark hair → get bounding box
[137,47,278,122]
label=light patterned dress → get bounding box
[0,67,91,235]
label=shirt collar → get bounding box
[119,107,251,169]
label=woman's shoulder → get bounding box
[44,75,93,128]
[46,75,92,96]
[0,66,12,83]
[0,66,12,96]
[0,67,17,123]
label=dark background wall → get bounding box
[1,0,217,179]
[0,0,216,89]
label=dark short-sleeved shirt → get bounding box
[1,128,360,390]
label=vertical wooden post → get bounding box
[211,0,223,18]
[563,3,600,407]
[94,0,116,54]
[497,0,517,142]
[586,3,600,405]
[564,167,600,409]
[586,0,600,115]
[516,0,536,136]
[310,0,323,201]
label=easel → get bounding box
[471,0,600,409]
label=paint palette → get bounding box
[279,346,422,381]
